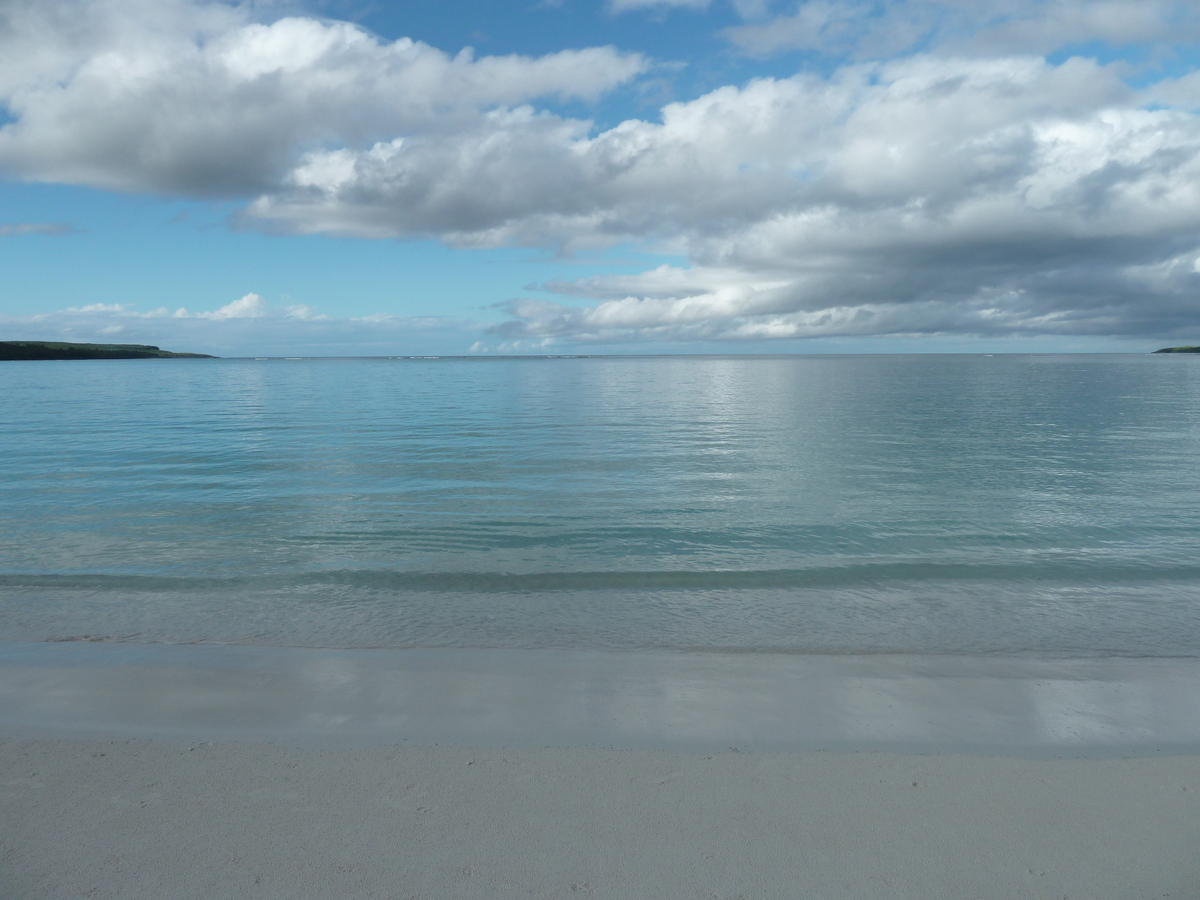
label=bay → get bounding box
[3,354,1199,655]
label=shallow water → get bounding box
[3,354,1200,654]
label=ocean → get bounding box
[4,353,1200,657]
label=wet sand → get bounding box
[3,642,1199,899]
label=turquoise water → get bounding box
[3,354,1200,655]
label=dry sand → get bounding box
[3,642,1200,899]
[4,739,1199,900]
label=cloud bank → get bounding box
[0,294,484,357]
[3,0,1200,347]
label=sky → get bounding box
[3,0,1200,356]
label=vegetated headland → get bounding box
[0,341,216,360]
[1153,345,1200,353]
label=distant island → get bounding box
[1153,346,1200,353]
[1,341,216,360]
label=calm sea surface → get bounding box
[3,354,1200,656]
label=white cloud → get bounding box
[0,221,73,235]
[163,292,325,321]
[239,55,1200,342]
[723,0,1200,59]
[249,55,1158,246]
[3,0,1200,347]
[0,0,647,195]
[1,295,485,356]
[198,292,267,319]
[607,0,772,15]
[609,0,711,11]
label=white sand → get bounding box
[4,739,1199,900]
[4,642,1200,898]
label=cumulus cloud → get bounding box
[246,55,1200,342]
[3,0,1200,346]
[178,291,313,320]
[0,0,646,195]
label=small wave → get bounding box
[6,561,1200,594]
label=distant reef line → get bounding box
[1153,346,1200,353]
[1,341,216,360]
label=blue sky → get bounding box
[3,0,1200,355]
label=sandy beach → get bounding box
[4,738,1200,899]
[3,642,1200,898]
